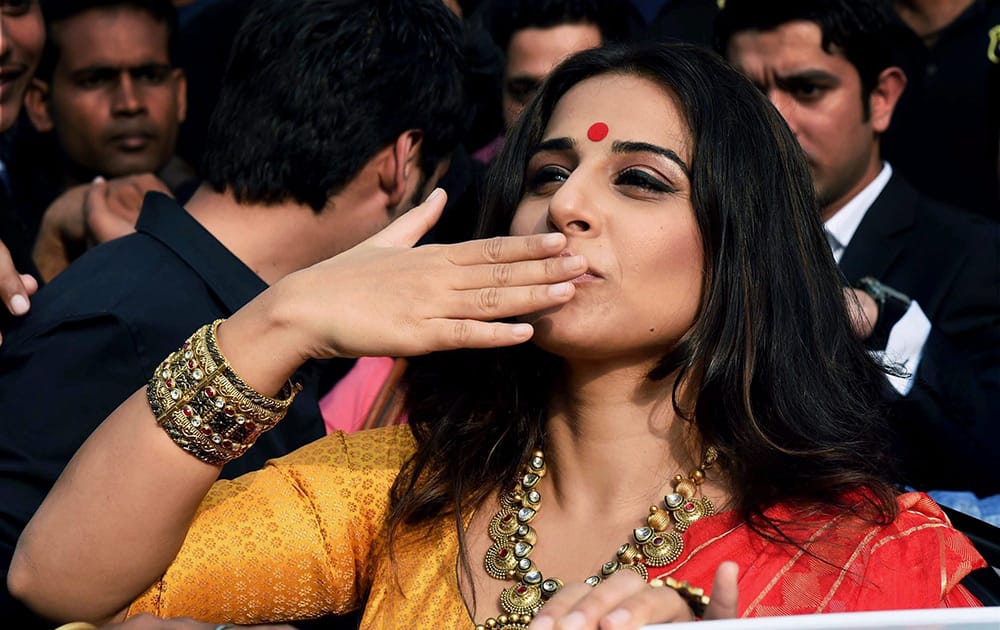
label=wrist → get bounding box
[854,276,911,348]
[216,284,312,397]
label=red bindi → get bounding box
[587,122,609,142]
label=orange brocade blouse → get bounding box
[127,426,985,627]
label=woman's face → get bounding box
[510,73,704,363]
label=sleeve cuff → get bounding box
[875,300,931,395]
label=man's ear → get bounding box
[378,129,423,208]
[24,78,54,133]
[868,66,906,134]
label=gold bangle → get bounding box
[650,576,710,618]
[147,320,301,465]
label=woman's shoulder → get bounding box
[269,424,416,473]
[869,491,984,564]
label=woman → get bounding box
[10,44,984,629]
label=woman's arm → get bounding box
[9,191,585,622]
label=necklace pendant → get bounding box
[639,531,684,567]
[670,496,714,532]
[484,542,518,580]
[600,560,622,577]
[488,509,520,540]
[500,583,543,616]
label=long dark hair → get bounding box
[387,42,896,572]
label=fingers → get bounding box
[85,176,148,244]
[0,240,33,319]
[366,188,447,248]
[703,561,739,620]
[446,231,568,267]
[530,571,694,630]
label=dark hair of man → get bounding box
[386,43,898,580]
[714,0,894,117]
[200,0,466,213]
[35,0,179,82]
[477,0,633,53]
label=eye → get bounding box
[132,65,171,84]
[0,0,31,17]
[614,168,675,194]
[75,70,116,89]
[525,165,569,194]
[505,79,541,106]
[787,81,826,101]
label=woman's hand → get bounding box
[285,188,585,360]
[527,562,739,630]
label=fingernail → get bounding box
[511,324,533,339]
[562,255,585,271]
[425,188,443,203]
[92,175,106,184]
[542,233,564,248]
[604,609,631,627]
[529,615,554,630]
[557,611,586,630]
[548,282,573,298]
[10,294,29,316]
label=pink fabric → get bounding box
[319,357,397,434]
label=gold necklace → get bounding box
[475,447,718,630]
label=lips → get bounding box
[558,248,602,283]
[108,130,155,151]
[0,66,26,98]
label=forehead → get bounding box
[545,74,691,160]
[51,6,170,71]
[506,23,602,79]
[727,21,853,78]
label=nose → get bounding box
[545,171,598,236]
[0,16,11,60]
[111,73,145,116]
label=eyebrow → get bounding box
[611,140,690,177]
[774,68,840,85]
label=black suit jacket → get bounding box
[838,174,1000,496]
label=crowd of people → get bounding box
[0,0,997,628]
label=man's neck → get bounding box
[894,0,975,40]
[183,184,346,285]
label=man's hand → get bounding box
[33,174,170,281]
[844,287,878,340]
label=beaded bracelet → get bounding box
[147,319,301,466]
[650,576,711,618]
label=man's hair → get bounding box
[201,0,467,213]
[478,0,633,53]
[36,0,179,81]
[715,0,894,101]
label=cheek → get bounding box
[509,202,547,236]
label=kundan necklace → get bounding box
[476,447,718,630]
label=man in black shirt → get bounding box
[0,0,44,327]
[0,0,467,626]
[882,0,1000,219]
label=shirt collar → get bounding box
[824,162,893,258]
[135,192,267,314]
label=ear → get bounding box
[868,66,906,134]
[24,78,54,133]
[173,68,188,124]
[377,129,423,208]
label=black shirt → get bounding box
[0,192,352,626]
[883,0,1000,219]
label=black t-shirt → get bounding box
[882,0,1000,219]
